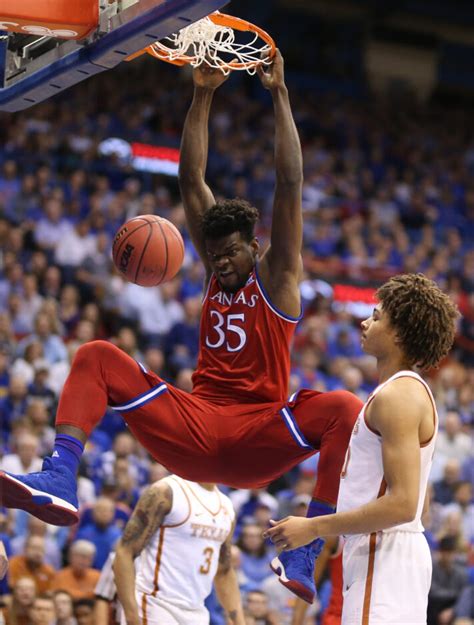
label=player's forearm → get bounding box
[179,87,214,182]
[291,598,309,625]
[0,541,7,579]
[271,86,303,185]
[214,568,246,625]
[113,546,140,625]
[93,599,111,625]
[315,493,416,537]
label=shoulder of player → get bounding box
[220,491,236,518]
[370,378,429,433]
[258,250,303,282]
[138,479,173,514]
[379,375,431,407]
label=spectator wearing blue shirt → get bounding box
[165,295,201,372]
[75,497,122,569]
[454,582,474,622]
[0,161,21,217]
[0,375,29,437]
[17,312,67,365]
[0,349,10,399]
[235,523,275,588]
[180,263,206,300]
[433,459,462,506]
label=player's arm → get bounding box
[257,50,303,318]
[179,65,228,275]
[0,541,7,579]
[93,598,111,625]
[266,380,427,548]
[94,553,117,625]
[213,520,246,625]
[113,481,173,625]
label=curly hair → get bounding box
[201,199,259,242]
[377,273,459,370]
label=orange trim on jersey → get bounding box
[152,527,165,596]
[183,481,223,517]
[419,382,437,447]
[362,532,377,625]
[377,479,387,498]
[141,594,148,625]
[331,536,344,560]
[361,479,386,624]
[162,477,192,528]
[362,393,381,436]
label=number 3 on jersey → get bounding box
[199,547,214,575]
[205,311,247,352]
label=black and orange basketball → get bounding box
[112,215,184,287]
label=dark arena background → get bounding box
[0,1,473,624]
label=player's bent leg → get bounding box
[299,390,362,505]
[55,340,155,436]
[271,390,362,604]
[0,340,156,526]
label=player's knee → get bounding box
[73,340,117,367]
[329,390,362,430]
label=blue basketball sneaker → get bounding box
[0,457,79,526]
[270,538,324,604]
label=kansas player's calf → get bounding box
[269,389,361,603]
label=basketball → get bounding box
[112,215,184,287]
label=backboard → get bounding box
[0,0,227,112]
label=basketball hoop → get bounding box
[127,12,276,75]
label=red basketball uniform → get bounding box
[56,265,362,500]
[192,269,296,404]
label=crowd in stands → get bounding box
[0,56,473,625]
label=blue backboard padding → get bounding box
[0,48,105,112]
[0,0,226,112]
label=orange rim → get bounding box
[126,12,276,69]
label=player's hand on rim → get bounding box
[193,60,229,90]
[263,516,317,551]
[257,48,285,91]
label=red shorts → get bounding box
[112,367,317,489]
[322,613,341,625]
[57,341,360,500]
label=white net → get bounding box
[148,14,274,75]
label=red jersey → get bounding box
[192,266,300,404]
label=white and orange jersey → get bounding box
[135,476,235,610]
[337,370,438,533]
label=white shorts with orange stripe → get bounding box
[137,592,209,625]
[342,531,432,625]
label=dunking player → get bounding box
[265,275,459,624]
[113,475,244,625]
[0,51,362,603]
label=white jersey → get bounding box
[337,370,438,533]
[337,371,438,624]
[135,476,235,611]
